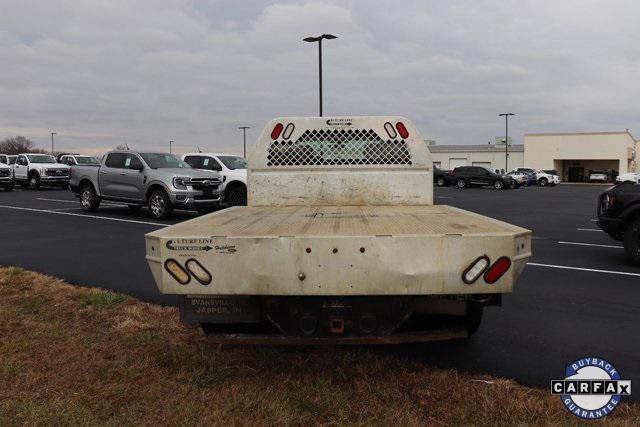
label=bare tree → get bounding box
[0,136,45,155]
[114,144,130,150]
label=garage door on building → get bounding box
[472,162,492,168]
[449,158,467,169]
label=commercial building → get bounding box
[523,131,638,182]
[429,143,524,171]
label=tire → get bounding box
[465,302,483,336]
[128,205,142,212]
[456,179,467,189]
[226,185,247,206]
[29,174,40,190]
[80,184,100,212]
[435,176,446,187]
[148,189,173,220]
[538,177,548,187]
[623,218,640,266]
[493,180,504,190]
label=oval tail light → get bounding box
[462,255,490,284]
[483,257,512,284]
[271,123,284,140]
[395,122,409,139]
[384,122,397,138]
[282,123,295,140]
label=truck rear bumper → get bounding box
[182,294,493,343]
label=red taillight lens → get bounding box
[483,257,512,284]
[271,123,283,140]
[395,122,409,139]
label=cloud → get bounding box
[0,0,639,156]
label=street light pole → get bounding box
[498,113,515,172]
[303,34,337,117]
[50,132,57,154]
[169,140,174,154]
[238,126,250,158]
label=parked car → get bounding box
[450,166,515,189]
[616,172,640,184]
[59,154,101,166]
[535,170,560,186]
[13,153,70,189]
[433,166,451,187]
[589,169,609,183]
[0,154,11,165]
[507,171,528,187]
[598,182,640,265]
[0,162,14,191]
[182,153,247,206]
[4,155,17,165]
[69,150,223,219]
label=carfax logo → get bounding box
[551,357,631,419]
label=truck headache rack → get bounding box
[145,116,532,343]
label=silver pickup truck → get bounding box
[70,150,222,219]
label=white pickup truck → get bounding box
[145,117,532,344]
[182,153,247,206]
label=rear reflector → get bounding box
[282,123,295,140]
[384,122,397,138]
[462,255,490,284]
[483,256,512,284]
[271,123,283,140]
[395,122,409,139]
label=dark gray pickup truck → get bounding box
[70,150,222,219]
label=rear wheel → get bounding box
[493,180,504,190]
[623,218,640,266]
[148,189,173,219]
[80,185,100,212]
[456,179,466,189]
[465,302,483,336]
[435,176,446,187]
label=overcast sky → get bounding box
[1,0,639,155]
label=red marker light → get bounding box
[271,123,284,140]
[483,257,512,284]
[395,122,409,139]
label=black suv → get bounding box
[450,166,515,190]
[597,182,640,265]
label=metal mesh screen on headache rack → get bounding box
[267,128,412,166]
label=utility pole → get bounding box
[50,132,57,154]
[169,140,174,154]
[238,126,250,158]
[303,34,337,116]
[498,113,515,171]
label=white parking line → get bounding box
[0,204,167,227]
[577,228,603,232]
[558,241,623,249]
[528,262,640,277]
[36,197,125,207]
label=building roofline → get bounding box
[525,131,634,137]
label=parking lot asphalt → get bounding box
[0,183,638,400]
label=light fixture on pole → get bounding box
[498,113,515,171]
[238,126,250,158]
[303,34,337,117]
[50,132,57,154]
